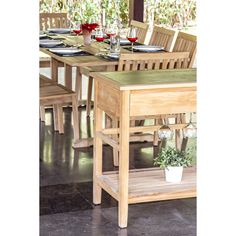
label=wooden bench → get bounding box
[40,74,79,143]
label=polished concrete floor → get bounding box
[40,107,196,236]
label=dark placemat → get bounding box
[40,43,65,48]
[39,36,51,40]
[97,54,119,61]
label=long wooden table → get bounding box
[40,35,121,147]
[91,68,196,228]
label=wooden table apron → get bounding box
[91,69,197,228]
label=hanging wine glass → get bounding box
[182,113,197,138]
[158,125,174,140]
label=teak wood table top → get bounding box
[92,68,197,228]
[91,68,196,91]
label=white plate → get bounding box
[119,38,131,44]
[49,48,82,54]
[39,34,47,38]
[133,45,164,52]
[47,28,71,34]
[106,52,120,59]
[40,40,63,47]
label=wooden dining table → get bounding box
[40,35,123,147]
[91,68,196,228]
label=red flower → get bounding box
[81,23,99,33]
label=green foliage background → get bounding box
[39,0,196,28]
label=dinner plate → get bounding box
[47,28,71,34]
[49,48,82,55]
[39,33,47,39]
[119,38,131,44]
[106,52,120,59]
[40,40,64,47]
[133,45,164,52]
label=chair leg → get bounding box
[72,95,80,142]
[53,104,59,131]
[86,76,93,117]
[40,106,45,122]
[57,105,64,134]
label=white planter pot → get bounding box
[164,166,183,183]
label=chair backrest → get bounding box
[149,26,176,52]
[40,13,69,31]
[173,31,197,68]
[130,20,149,44]
[118,52,190,71]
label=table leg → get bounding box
[72,94,80,142]
[76,67,82,101]
[93,80,103,205]
[118,90,130,228]
[64,64,72,90]
[51,58,59,83]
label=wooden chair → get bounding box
[40,13,69,31]
[130,20,149,44]
[40,74,79,142]
[39,13,69,68]
[172,31,197,68]
[148,25,176,51]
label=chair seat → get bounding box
[39,74,79,141]
[40,85,74,99]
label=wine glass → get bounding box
[95,28,105,42]
[73,24,82,47]
[105,25,117,38]
[182,113,197,138]
[127,27,138,52]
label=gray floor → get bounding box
[40,107,196,236]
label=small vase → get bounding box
[164,166,183,183]
[82,29,92,45]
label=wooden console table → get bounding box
[91,69,197,228]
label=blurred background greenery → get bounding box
[39,0,196,29]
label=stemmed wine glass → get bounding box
[127,27,138,52]
[95,28,105,42]
[105,25,117,38]
[182,113,197,138]
[72,24,82,47]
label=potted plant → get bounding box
[154,146,193,183]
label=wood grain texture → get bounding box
[173,31,197,68]
[130,20,149,44]
[91,69,196,91]
[100,166,196,204]
[149,26,176,51]
[40,13,69,31]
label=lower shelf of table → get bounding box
[97,166,196,204]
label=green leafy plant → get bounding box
[154,146,193,168]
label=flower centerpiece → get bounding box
[81,23,99,45]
